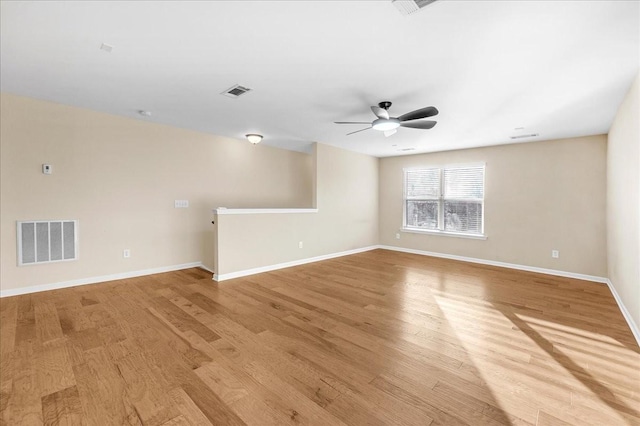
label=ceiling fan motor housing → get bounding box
[379,101,392,110]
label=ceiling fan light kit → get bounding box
[372,118,401,131]
[335,101,438,137]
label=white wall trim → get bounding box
[0,262,208,298]
[213,208,318,215]
[605,279,640,347]
[213,246,379,281]
[378,245,609,283]
[401,228,488,240]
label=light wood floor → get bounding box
[1,249,639,425]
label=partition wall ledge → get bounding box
[213,208,318,215]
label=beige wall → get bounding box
[379,136,608,277]
[607,74,640,330]
[0,93,312,292]
[215,143,379,276]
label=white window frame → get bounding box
[402,163,486,239]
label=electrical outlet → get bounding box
[551,250,559,259]
[396,233,401,239]
[174,200,189,208]
[298,241,303,249]
[123,249,131,258]
[42,164,52,175]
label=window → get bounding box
[404,164,485,237]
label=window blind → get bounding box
[406,168,440,199]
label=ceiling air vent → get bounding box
[510,133,539,140]
[221,84,252,99]
[392,0,438,16]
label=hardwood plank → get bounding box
[35,339,76,398]
[167,387,212,426]
[4,342,42,425]
[41,385,83,426]
[0,298,18,356]
[14,295,36,347]
[115,352,178,424]
[72,347,142,425]
[35,301,64,344]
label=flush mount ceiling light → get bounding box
[246,134,263,145]
[138,110,152,117]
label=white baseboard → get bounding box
[605,279,640,347]
[213,245,379,281]
[378,245,608,284]
[0,262,207,298]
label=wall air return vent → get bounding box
[17,220,78,266]
[392,0,438,16]
[221,84,252,99]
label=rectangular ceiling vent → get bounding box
[392,0,438,16]
[221,84,252,99]
[17,220,78,266]
[510,133,539,140]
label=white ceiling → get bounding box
[1,1,638,157]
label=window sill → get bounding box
[401,228,487,240]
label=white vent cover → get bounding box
[17,220,78,266]
[392,0,438,16]
[221,84,252,98]
[510,133,539,140]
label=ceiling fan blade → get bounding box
[384,129,397,137]
[400,120,437,129]
[334,121,372,124]
[346,127,372,136]
[371,106,390,120]
[398,106,439,122]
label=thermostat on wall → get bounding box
[42,164,52,175]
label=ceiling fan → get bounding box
[335,101,438,137]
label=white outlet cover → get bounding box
[42,164,52,174]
